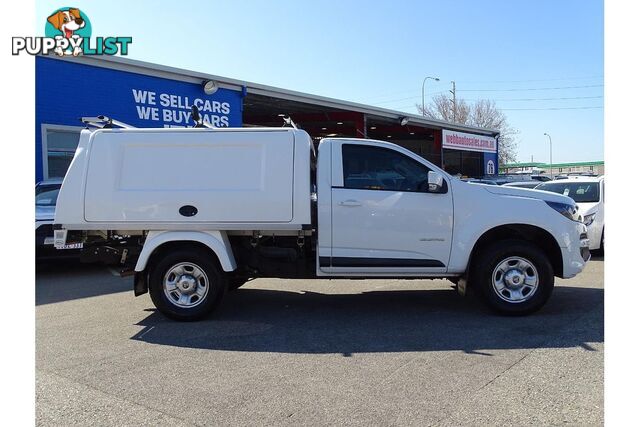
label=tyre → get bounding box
[148,248,227,321]
[471,239,554,315]
[597,229,604,255]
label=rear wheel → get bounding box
[471,239,554,315]
[149,248,227,321]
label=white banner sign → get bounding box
[442,129,497,153]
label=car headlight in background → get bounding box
[545,201,580,222]
[583,213,596,227]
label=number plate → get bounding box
[58,242,83,250]
[48,236,82,249]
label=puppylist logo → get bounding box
[12,7,132,56]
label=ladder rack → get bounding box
[80,116,136,129]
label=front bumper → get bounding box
[561,222,591,278]
[586,223,603,251]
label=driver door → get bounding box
[327,141,453,274]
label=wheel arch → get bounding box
[468,224,563,278]
[135,231,237,273]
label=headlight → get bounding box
[545,201,580,221]
[583,213,596,226]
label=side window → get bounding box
[341,144,433,192]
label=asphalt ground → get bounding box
[36,257,603,426]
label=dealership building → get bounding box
[36,55,499,182]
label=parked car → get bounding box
[54,126,590,320]
[535,177,604,252]
[503,181,541,189]
[462,178,498,185]
[36,179,82,259]
[567,172,598,177]
[530,175,551,182]
[495,174,550,185]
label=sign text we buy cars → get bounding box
[132,89,232,127]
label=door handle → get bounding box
[338,199,362,207]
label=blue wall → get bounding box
[35,56,244,181]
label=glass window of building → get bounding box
[45,127,81,178]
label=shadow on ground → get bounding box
[132,284,603,355]
[36,260,129,305]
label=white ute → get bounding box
[54,126,590,320]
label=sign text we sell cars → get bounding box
[132,89,232,127]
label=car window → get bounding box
[36,184,61,206]
[342,144,432,192]
[536,182,600,203]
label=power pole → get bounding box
[449,81,457,122]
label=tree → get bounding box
[417,95,519,165]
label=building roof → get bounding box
[502,160,604,168]
[40,54,499,136]
[501,162,545,168]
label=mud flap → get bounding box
[456,276,468,297]
[133,271,148,296]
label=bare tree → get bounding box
[417,96,518,165]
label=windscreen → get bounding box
[536,182,600,203]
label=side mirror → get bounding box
[428,171,445,193]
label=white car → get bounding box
[535,177,604,252]
[54,126,590,320]
[502,181,541,189]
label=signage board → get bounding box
[442,129,497,153]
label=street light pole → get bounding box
[544,133,552,175]
[422,76,440,116]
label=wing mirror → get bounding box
[428,171,446,193]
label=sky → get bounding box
[35,0,603,164]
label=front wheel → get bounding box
[471,239,554,315]
[148,248,227,321]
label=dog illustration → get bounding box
[47,8,85,56]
